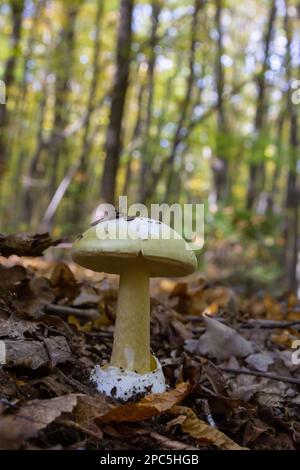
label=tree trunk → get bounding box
[47,3,79,199]
[284,111,299,292]
[18,0,45,108]
[100,0,134,203]
[283,5,299,292]
[139,65,180,203]
[246,0,276,210]
[123,80,145,197]
[211,0,228,205]
[139,0,161,203]
[21,87,49,225]
[71,0,104,224]
[0,0,24,178]
[164,0,203,203]
[267,109,285,212]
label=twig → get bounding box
[85,331,113,338]
[187,317,300,330]
[241,319,300,329]
[58,419,102,440]
[41,165,78,230]
[185,315,226,323]
[137,429,198,450]
[55,368,91,394]
[44,304,99,320]
[220,367,300,385]
[198,399,217,428]
[184,315,207,323]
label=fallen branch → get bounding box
[55,368,91,394]
[220,367,300,385]
[136,429,198,450]
[241,319,300,329]
[41,165,79,231]
[0,233,61,257]
[188,317,300,330]
[58,419,103,441]
[44,304,99,320]
[186,315,226,323]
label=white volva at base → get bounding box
[90,356,166,400]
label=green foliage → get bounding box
[204,206,284,287]
[0,0,298,291]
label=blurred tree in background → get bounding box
[0,0,299,291]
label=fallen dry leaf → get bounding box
[0,233,61,257]
[190,285,232,316]
[169,281,190,298]
[13,276,54,319]
[271,330,300,347]
[246,352,275,372]
[98,382,191,423]
[0,241,299,451]
[0,315,39,339]
[4,339,49,369]
[73,395,109,435]
[165,414,187,431]
[243,418,274,447]
[3,334,73,369]
[0,394,81,449]
[170,405,247,450]
[0,265,27,289]
[186,314,254,361]
[44,336,73,366]
[50,263,80,301]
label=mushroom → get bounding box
[71,216,197,400]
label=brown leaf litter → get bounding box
[0,238,300,450]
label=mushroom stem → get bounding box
[110,264,151,374]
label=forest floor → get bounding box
[0,234,300,450]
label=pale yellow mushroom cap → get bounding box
[72,216,197,277]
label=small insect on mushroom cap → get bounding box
[72,216,198,277]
